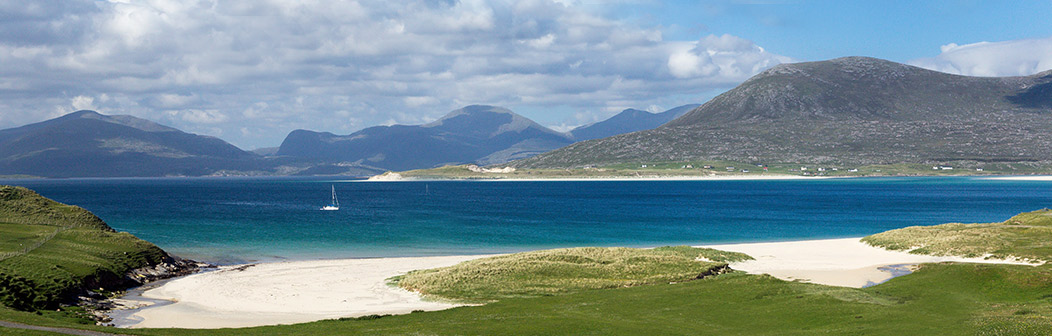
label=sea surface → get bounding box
[2,176,1050,264]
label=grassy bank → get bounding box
[863,209,1052,262]
[393,246,751,302]
[0,186,170,311]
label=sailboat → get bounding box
[321,185,339,211]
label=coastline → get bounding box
[363,174,845,182]
[114,237,1037,329]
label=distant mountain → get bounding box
[251,147,280,156]
[0,110,261,177]
[514,57,1052,168]
[276,105,574,171]
[569,104,699,141]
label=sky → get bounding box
[1,0,1051,149]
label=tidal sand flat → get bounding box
[701,238,1038,287]
[121,255,492,329]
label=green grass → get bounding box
[393,246,751,302]
[0,186,168,311]
[863,209,1052,262]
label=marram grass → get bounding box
[862,209,1052,262]
[393,245,751,302]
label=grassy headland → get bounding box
[0,186,187,313]
[863,209,1052,262]
[394,246,751,302]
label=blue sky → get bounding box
[1,1,1050,149]
[610,0,1052,61]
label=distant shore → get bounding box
[113,237,1036,329]
[366,172,843,182]
[982,176,1052,181]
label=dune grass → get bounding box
[0,186,168,311]
[393,246,751,302]
[862,209,1052,262]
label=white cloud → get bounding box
[71,95,96,111]
[168,109,229,124]
[669,34,792,79]
[909,36,1052,77]
[0,0,791,149]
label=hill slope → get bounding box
[0,186,193,311]
[569,104,699,142]
[0,111,262,177]
[277,105,574,171]
[514,57,1052,168]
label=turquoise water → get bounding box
[3,177,1050,264]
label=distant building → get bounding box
[641,164,647,168]
[703,165,713,169]
[741,169,750,173]
[726,166,735,171]
[800,167,808,171]
[817,167,826,172]
[976,168,984,172]
[848,168,859,172]
[939,166,953,170]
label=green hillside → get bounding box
[0,186,176,311]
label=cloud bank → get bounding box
[0,0,791,148]
[909,36,1052,77]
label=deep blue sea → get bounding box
[2,177,1050,264]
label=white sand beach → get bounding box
[118,237,1035,329]
[700,238,1036,288]
[121,255,492,329]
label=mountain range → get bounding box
[568,104,698,141]
[273,104,699,172]
[513,57,1052,168]
[0,111,263,177]
[0,104,692,177]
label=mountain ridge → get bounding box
[512,57,1052,168]
[0,110,262,177]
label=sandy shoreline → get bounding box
[116,237,1036,329]
[119,255,493,329]
[361,174,841,182]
